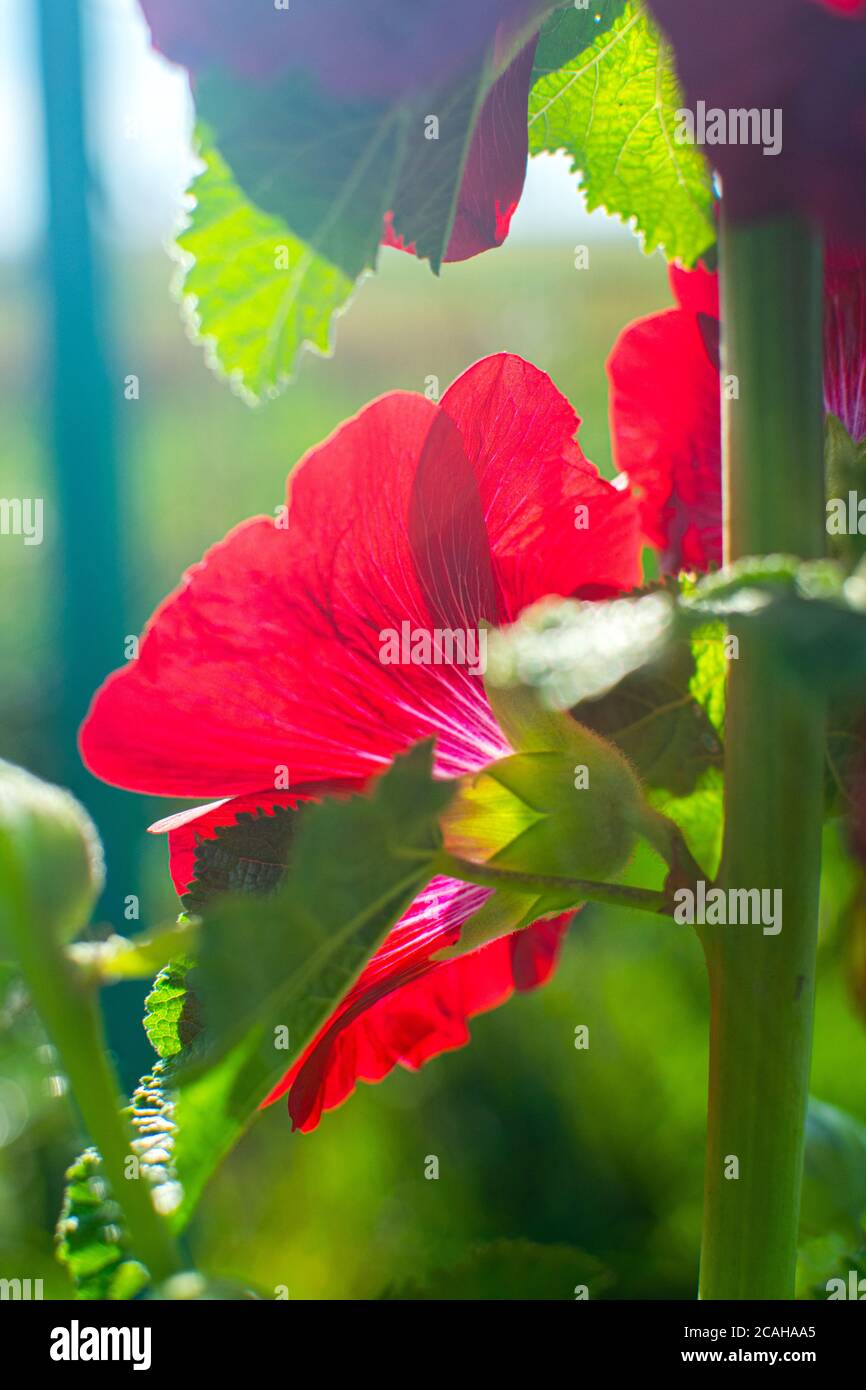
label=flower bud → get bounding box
[0,760,104,950]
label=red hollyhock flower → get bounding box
[825,248,866,444]
[80,354,641,1130]
[608,249,866,573]
[607,262,722,574]
[138,0,549,100]
[648,0,866,241]
[139,1,544,266]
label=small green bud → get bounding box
[0,760,104,950]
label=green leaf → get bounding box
[131,744,451,1226]
[797,1098,866,1299]
[144,960,203,1061]
[125,1063,186,1223]
[168,1030,280,1227]
[77,744,449,1235]
[487,591,676,710]
[57,1061,192,1286]
[687,555,866,699]
[177,22,549,396]
[690,621,727,736]
[575,630,723,796]
[176,132,356,403]
[388,63,491,273]
[801,1097,866,1245]
[195,72,408,282]
[381,1239,613,1300]
[685,554,845,610]
[528,1,715,264]
[195,31,540,282]
[738,599,866,695]
[176,54,499,398]
[181,802,298,915]
[532,0,628,75]
[649,767,724,882]
[186,742,453,1078]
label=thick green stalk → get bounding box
[699,215,825,1299]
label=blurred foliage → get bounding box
[381,1239,613,1300]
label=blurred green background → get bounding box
[2,0,866,1302]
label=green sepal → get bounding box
[443,744,643,884]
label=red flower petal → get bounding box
[438,356,641,609]
[824,245,866,442]
[607,263,722,573]
[266,896,570,1132]
[81,356,639,795]
[648,0,866,241]
[441,39,536,263]
[608,248,866,577]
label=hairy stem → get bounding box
[2,846,182,1285]
[699,213,825,1299]
[438,852,670,916]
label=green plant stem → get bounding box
[699,214,826,1299]
[3,853,182,1284]
[438,852,669,916]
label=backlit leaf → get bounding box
[175,133,356,403]
[528,1,715,264]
